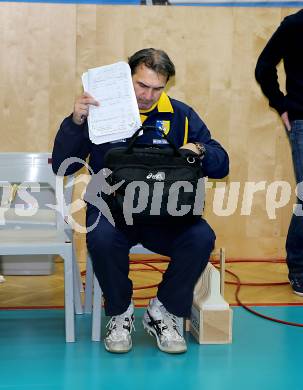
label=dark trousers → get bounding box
[286,120,303,275]
[86,212,216,317]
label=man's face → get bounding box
[132,64,167,110]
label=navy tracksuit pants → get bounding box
[86,211,216,317]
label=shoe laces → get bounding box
[106,313,135,341]
[155,305,184,342]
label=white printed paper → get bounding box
[82,61,141,144]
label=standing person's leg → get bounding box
[285,120,303,295]
[86,209,139,352]
[140,219,216,353]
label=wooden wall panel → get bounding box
[0,3,299,258]
[48,5,77,149]
[0,3,77,151]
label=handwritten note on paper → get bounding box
[82,62,141,145]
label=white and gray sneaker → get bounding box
[104,302,135,353]
[142,298,187,354]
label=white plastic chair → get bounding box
[0,152,83,342]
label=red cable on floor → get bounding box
[1,257,303,327]
[129,257,303,327]
[224,267,303,327]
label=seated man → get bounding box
[52,48,229,354]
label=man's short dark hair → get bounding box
[128,48,175,81]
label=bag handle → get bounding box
[125,125,181,156]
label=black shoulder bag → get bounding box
[103,126,205,225]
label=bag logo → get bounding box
[146,172,165,181]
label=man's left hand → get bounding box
[180,143,201,155]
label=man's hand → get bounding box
[180,143,200,155]
[281,111,291,131]
[72,92,99,125]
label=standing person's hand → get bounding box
[72,92,99,125]
[281,111,291,131]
